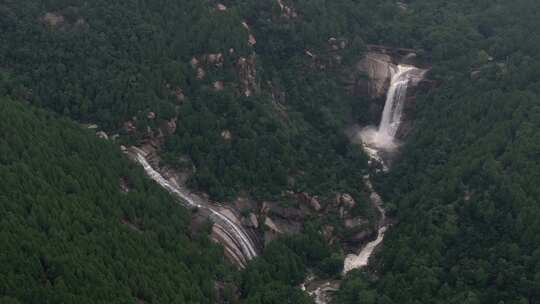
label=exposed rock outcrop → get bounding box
[213,81,225,91]
[96,131,108,140]
[276,0,298,18]
[236,55,257,96]
[221,130,232,140]
[216,4,227,11]
[42,12,64,28]
[357,53,395,99]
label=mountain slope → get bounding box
[336,1,540,303]
[0,98,234,303]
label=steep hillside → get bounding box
[0,98,235,303]
[336,0,540,303]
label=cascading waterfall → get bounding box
[343,63,426,274]
[360,64,426,154]
[132,151,258,265]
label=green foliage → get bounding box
[0,98,235,303]
[338,0,540,303]
[0,0,374,203]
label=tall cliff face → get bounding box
[358,53,396,99]
[355,50,430,140]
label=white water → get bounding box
[342,176,386,274]
[360,64,426,154]
[133,152,258,262]
[343,64,425,274]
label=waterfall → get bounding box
[377,65,418,143]
[132,151,258,264]
[343,64,426,274]
[360,64,425,153]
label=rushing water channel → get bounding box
[307,63,426,304]
[343,64,425,274]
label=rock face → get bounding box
[237,55,257,96]
[96,131,108,140]
[42,12,65,28]
[357,53,395,99]
[353,48,431,141]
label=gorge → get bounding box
[307,58,427,304]
[344,61,427,272]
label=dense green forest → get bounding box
[3,0,540,303]
[336,0,540,303]
[0,98,239,303]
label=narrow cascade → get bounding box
[131,150,258,265]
